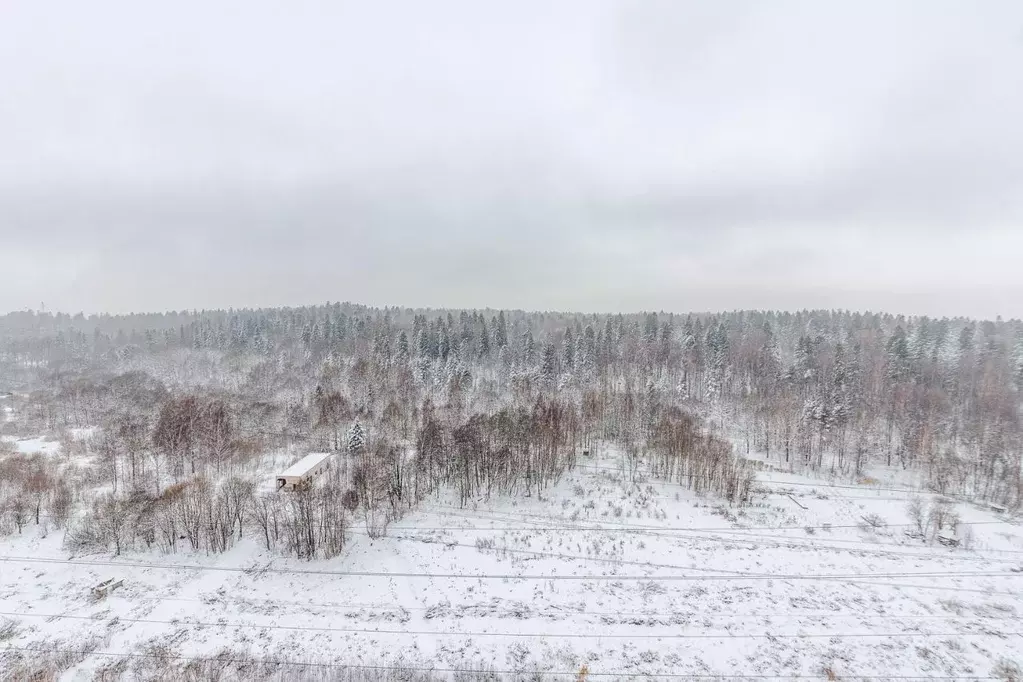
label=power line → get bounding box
[355,528,898,578]
[0,644,1004,680]
[397,515,1011,533]
[351,528,754,576]
[2,554,1021,583]
[437,498,1010,532]
[3,611,1020,642]
[347,528,1023,578]
[416,504,1013,536]
[353,528,1023,595]
[11,592,1014,622]
[390,521,1023,563]
[412,506,1023,559]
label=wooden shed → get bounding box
[276,452,333,491]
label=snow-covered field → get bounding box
[2,444,1022,681]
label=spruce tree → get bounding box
[643,313,659,345]
[831,342,850,430]
[583,325,596,365]
[347,422,365,456]
[886,326,911,381]
[495,311,508,348]
[479,318,490,358]
[659,320,673,364]
[563,328,575,370]
[521,329,536,364]
[541,342,558,386]
[439,326,451,360]
[397,330,410,361]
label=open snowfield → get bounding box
[2,443,1023,681]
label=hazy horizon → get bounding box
[5,298,1019,325]
[3,1,1022,319]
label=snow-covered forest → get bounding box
[2,303,1023,680]
[3,304,1020,508]
[2,304,1021,556]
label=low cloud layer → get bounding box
[2,1,1022,318]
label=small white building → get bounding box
[276,452,333,491]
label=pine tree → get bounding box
[439,326,451,360]
[574,331,587,376]
[412,315,426,345]
[346,422,365,456]
[495,311,508,348]
[794,335,816,383]
[459,311,474,352]
[397,330,410,361]
[603,317,614,366]
[417,326,430,358]
[760,321,781,383]
[659,320,673,364]
[541,342,558,386]
[910,319,932,366]
[681,318,696,357]
[886,326,911,381]
[563,328,575,370]
[582,325,596,367]
[323,318,334,348]
[522,329,536,365]
[643,313,659,345]
[373,328,391,361]
[479,318,490,358]
[704,323,729,400]
[830,342,850,430]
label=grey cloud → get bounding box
[1,0,1022,318]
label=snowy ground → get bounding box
[2,443,1022,680]
[0,435,62,456]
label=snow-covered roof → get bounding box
[279,452,333,478]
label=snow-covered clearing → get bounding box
[2,444,1022,680]
[0,435,62,458]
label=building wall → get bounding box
[277,457,334,491]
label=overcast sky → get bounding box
[2,1,1022,319]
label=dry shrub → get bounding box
[0,637,103,682]
[112,645,501,682]
[0,618,19,641]
[993,659,1023,682]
